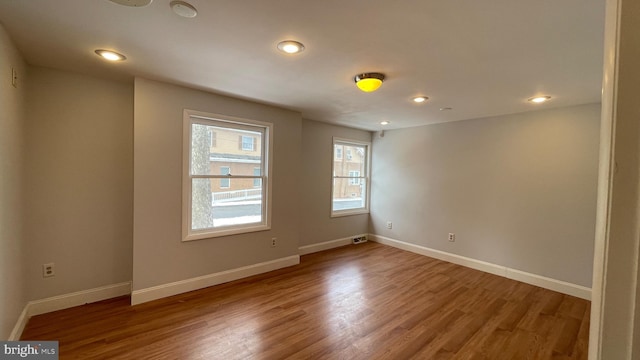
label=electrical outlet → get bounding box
[43,263,55,277]
[448,233,455,242]
[386,221,393,229]
[271,237,277,247]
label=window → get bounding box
[335,147,343,159]
[348,171,360,185]
[241,135,254,151]
[331,138,370,217]
[183,110,272,241]
[220,166,230,188]
[253,167,261,188]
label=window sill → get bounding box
[183,223,270,241]
[330,209,369,218]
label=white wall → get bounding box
[24,67,133,300]
[0,23,28,339]
[133,78,301,293]
[299,119,371,247]
[370,104,600,287]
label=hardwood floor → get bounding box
[21,242,590,359]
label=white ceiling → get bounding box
[0,0,605,130]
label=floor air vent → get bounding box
[352,236,367,244]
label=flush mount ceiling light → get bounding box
[95,49,126,61]
[108,0,153,7]
[354,73,385,92]
[170,1,198,17]
[528,95,551,103]
[277,40,305,54]
[412,96,428,103]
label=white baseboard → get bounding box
[299,235,364,255]
[8,306,29,341]
[131,255,300,305]
[10,281,132,341]
[369,234,591,300]
[27,282,132,317]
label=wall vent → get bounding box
[352,235,367,244]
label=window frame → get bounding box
[182,109,272,241]
[331,137,371,217]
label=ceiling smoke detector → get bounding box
[108,0,153,7]
[170,1,198,18]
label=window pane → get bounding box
[331,177,366,211]
[344,145,367,174]
[191,124,213,175]
[191,178,214,230]
[253,168,261,187]
[192,178,263,230]
[220,166,230,188]
[192,124,262,176]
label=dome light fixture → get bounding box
[277,40,305,54]
[354,73,385,92]
[412,96,428,103]
[528,95,551,103]
[95,49,126,61]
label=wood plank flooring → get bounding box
[21,242,590,359]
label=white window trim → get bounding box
[182,109,272,241]
[331,137,371,217]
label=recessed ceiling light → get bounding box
[170,1,197,18]
[95,49,126,61]
[412,96,428,103]
[354,73,385,92]
[108,0,153,7]
[380,121,390,125]
[528,95,551,103]
[277,40,305,54]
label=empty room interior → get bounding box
[1,0,639,359]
